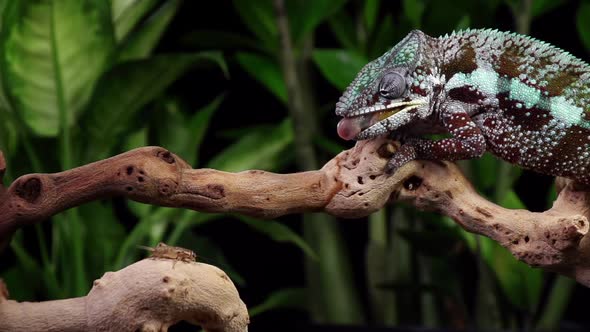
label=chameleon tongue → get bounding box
[337,117,364,140]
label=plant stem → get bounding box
[274,0,317,171]
[513,0,533,35]
[274,0,364,323]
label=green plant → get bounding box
[0,0,311,302]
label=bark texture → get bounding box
[0,259,249,332]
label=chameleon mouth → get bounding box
[337,100,426,140]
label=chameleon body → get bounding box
[336,29,590,185]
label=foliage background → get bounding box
[1,0,590,330]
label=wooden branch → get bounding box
[0,258,249,332]
[1,138,590,286]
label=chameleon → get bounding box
[336,29,590,185]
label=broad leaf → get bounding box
[207,119,294,172]
[81,52,226,161]
[118,0,181,62]
[312,49,367,90]
[233,215,317,260]
[111,0,159,40]
[235,52,287,103]
[0,0,115,136]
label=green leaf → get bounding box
[0,0,115,137]
[155,94,224,166]
[111,0,159,40]
[287,0,348,44]
[402,0,425,28]
[233,215,317,260]
[577,2,590,52]
[188,94,225,166]
[207,119,294,172]
[118,0,181,62]
[232,0,277,50]
[81,52,226,161]
[312,49,367,90]
[249,288,307,317]
[235,52,287,103]
[364,0,380,35]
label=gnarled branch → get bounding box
[1,138,590,286]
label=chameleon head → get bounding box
[335,30,431,140]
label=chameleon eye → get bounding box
[378,71,406,99]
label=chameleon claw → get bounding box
[385,144,417,174]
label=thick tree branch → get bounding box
[0,258,248,332]
[1,139,590,285]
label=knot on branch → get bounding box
[14,176,42,203]
[156,148,176,164]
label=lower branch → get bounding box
[0,258,248,332]
[1,139,590,285]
